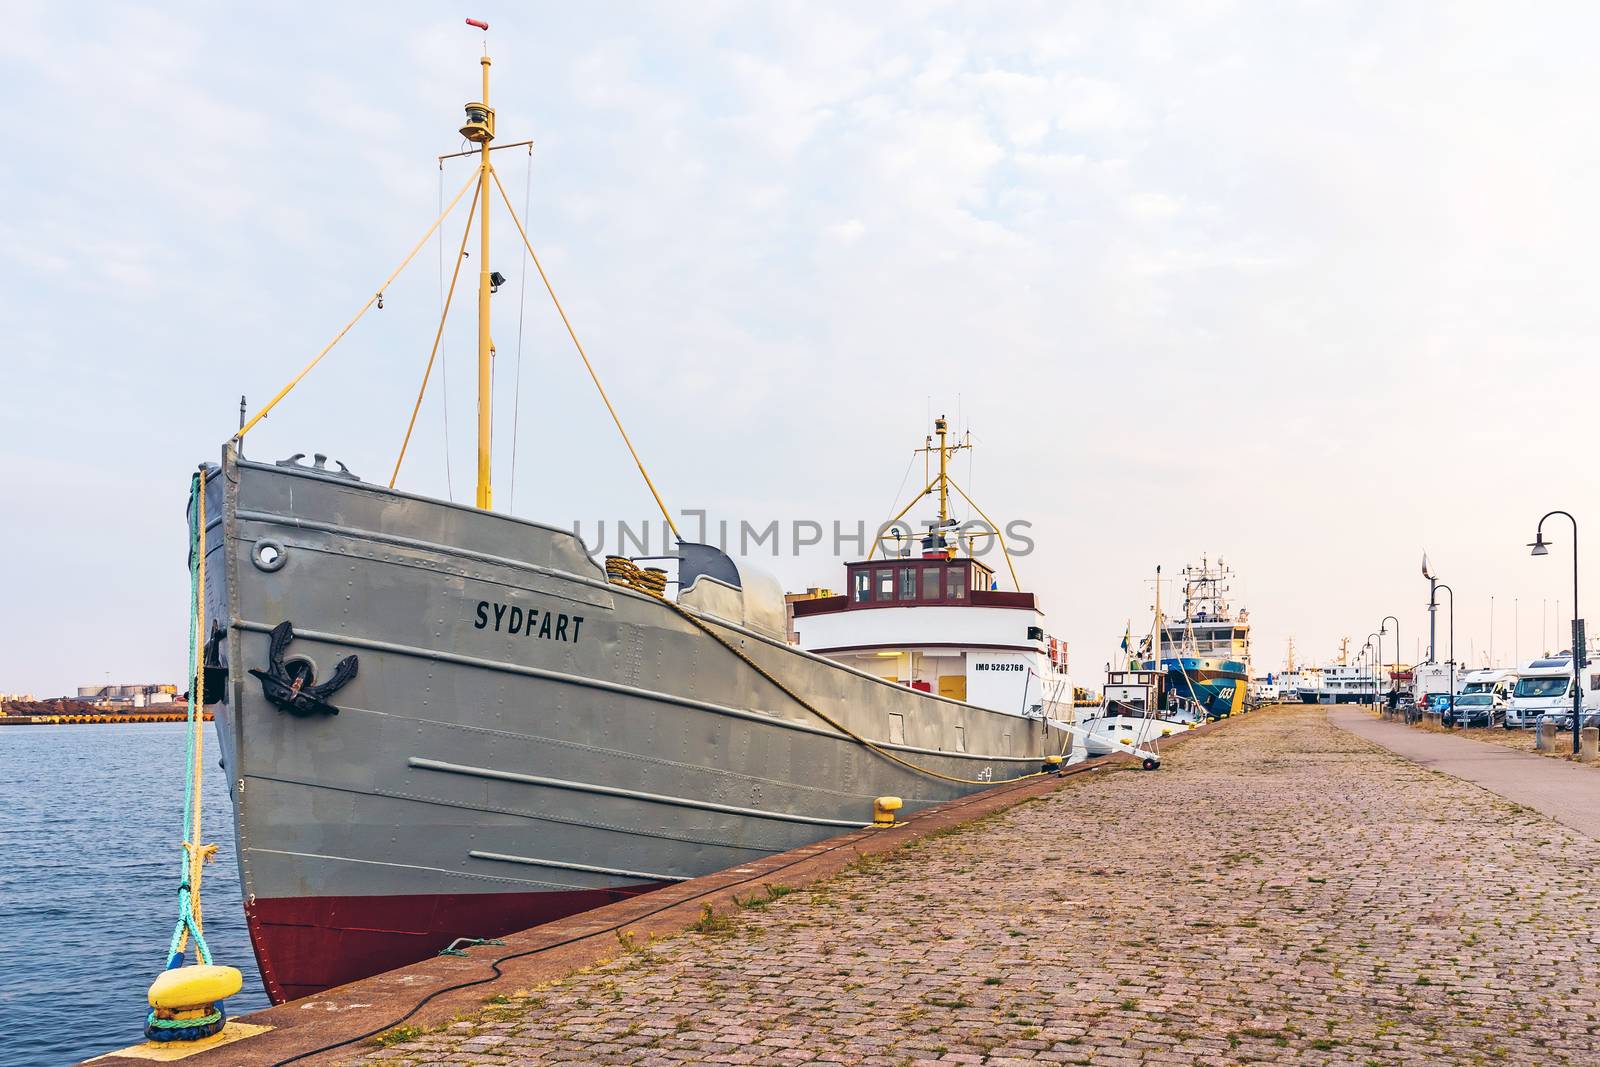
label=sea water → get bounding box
[0,723,269,1066]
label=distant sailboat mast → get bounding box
[1154,565,1163,708]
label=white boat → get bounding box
[1296,665,1380,704]
[1076,568,1197,759]
[1077,668,1193,756]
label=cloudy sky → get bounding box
[3,1,1597,696]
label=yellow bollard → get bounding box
[146,964,243,1042]
[872,796,903,827]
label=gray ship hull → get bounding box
[199,446,1068,1001]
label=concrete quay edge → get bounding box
[86,709,1250,1067]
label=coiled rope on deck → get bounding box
[604,556,668,598]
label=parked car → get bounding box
[1444,692,1503,729]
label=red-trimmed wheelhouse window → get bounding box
[945,561,968,600]
[841,557,1005,607]
[875,568,894,602]
[898,567,917,600]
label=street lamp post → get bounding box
[1530,511,1582,755]
[1381,615,1400,710]
[1356,644,1367,707]
[1357,644,1366,708]
[1367,632,1381,709]
[1432,584,1455,716]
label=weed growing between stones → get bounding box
[690,903,735,935]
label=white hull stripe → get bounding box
[467,850,689,883]
[410,757,874,828]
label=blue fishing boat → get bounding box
[1139,557,1251,720]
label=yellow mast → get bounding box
[470,54,496,509]
[934,416,951,528]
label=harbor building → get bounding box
[75,683,178,709]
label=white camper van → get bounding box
[1411,662,1458,712]
[1459,668,1517,701]
[1507,657,1599,728]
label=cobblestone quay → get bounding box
[360,706,1600,1066]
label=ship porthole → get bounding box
[283,656,317,690]
[253,540,287,572]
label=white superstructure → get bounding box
[792,555,1072,723]
[791,416,1073,729]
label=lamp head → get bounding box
[1529,537,1550,557]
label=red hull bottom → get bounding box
[248,884,660,1003]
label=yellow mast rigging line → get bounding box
[391,182,482,488]
[866,475,937,561]
[861,433,1019,591]
[488,164,682,540]
[944,475,1021,590]
[235,168,479,441]
[236,49,679,541]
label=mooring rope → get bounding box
[391,182,483,488]
[649,585,1069,787]
[166,469,216,968]
[235,168,478,440]
[489,166,681,540]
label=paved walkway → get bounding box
[1329,706,1600,840]
[359,706,1600,1066]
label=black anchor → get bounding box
[248,621,358,717]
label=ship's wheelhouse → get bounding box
[790,555,1069,719]
[1102,669,1164,716]
[847,556,994,606]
